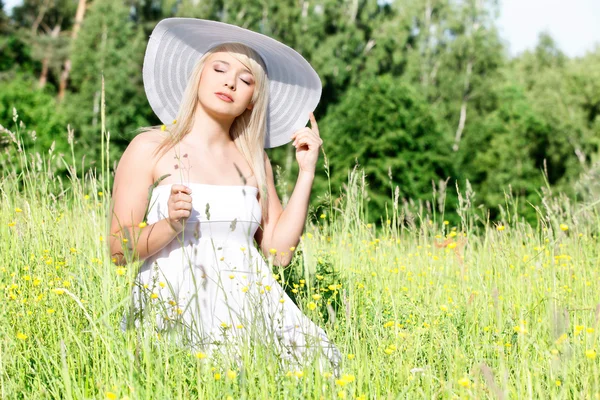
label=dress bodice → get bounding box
[146,183,262,244]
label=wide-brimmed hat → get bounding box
[143,18,322,148]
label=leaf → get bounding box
[230,218,237,231]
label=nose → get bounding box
[224,73,235,91]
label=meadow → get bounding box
[1,110,599,399]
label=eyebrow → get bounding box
[212,60,252,75]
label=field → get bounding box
[1,118,599,399]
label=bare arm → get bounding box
[254,155,314,266]
[108,132,184,265]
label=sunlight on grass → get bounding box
[1,106,599,398]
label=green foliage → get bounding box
[316,74,455,221]
[67,0,151,164]
[0,72,69,156]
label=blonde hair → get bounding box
[140,43,270,219]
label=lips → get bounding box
[215,92,233,102]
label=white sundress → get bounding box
[120,182,341,373]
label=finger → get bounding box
[174,201,193,210]
[175,192,192,203]
[309,112,319,136]
[171,184,192,195]
[293,131,319,146]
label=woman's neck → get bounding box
[186,104,235,150]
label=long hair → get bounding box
[140,43,270,219]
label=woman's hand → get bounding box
[167,185,193,233]
[291,112,323,175]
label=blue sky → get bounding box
[3,0,600,58]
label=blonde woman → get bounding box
[109,19,341,374]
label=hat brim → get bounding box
[143,18,322,148]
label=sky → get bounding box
[3,0,600,58]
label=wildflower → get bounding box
[16,332,27,340]
[265,285,271,292]
[279,298,285,304]
[337,391,346,399]
[229,274,235,279]
[15,207,22,213]
[220,322,229,328]
[312,294,321,301]
[172,119,177,124]
[322,372,333,379]
[447,242,457,249]
[458,377,471,388]
[586,349,597,360]
[289,246,296,251]
[443,220,449,225]
[307,302,317,311]
[106,392,117,400]
[8,221,16,227]
[241,286,249,293]
[116,267,126,276]
[214,373,221,381]
[294,370,304,378]
[226,370,237,380]
[84,195,90,200]
[347,354,355,360]
[47,308,55,314]
[98,191,103,197]
[496,225,505,231]
[440,305,448,312]
[559,224,568,231]
[383,321,395,328]
[269,248,277,255]
[161,125,166,131]
[52,289,65,295]
[555,380,561,387]
[240,246,246,252]
[138,222,147,228]
[150,293,159,299]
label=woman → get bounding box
[109,19,341,374]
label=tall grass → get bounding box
[1,104,600,399]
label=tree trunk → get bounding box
[38,24,61,89]
[57,0,87,102]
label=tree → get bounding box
[66,0,150,163]
[316,74,455,220]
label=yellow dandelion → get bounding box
[16,332,27,340]
[138,221,147,228]
[236,324,244,329]
[98,191,103,197]
[269,248,277,255]
[214,373,221,381]
[443,220,449,225]
[116,267,126,276]
[229,274,235,279]
[496,225,505,231]
[47,308,55,314]
[323,372,333,379]
[294,370,304,378]
[312,294,321,301]
[559,224,568,231]
[289,246,296,251]
[150,293,159,299]
[241,286,249,293]
[172,119,177,124]
[52,288,64,295]
[226,370,237,380]
[161,125,166,131]
[320,214,326,219]
[337,391,346,399]
[279,298,285,303]
[8,221,16,227]
[84,194,90,200]
[555,380,561,387]
[458,377,471,388]
[586,349,597,360]
[307,302,317,311]
[15,207,22,213]
[347,354,355,360]
[440,305,448,312]
[106,392,117,400]
[447,242,457,249]
[265,285,271,292]
[159,281,166,288]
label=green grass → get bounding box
[1,112,600,399]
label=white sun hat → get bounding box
[143,18,322,148]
